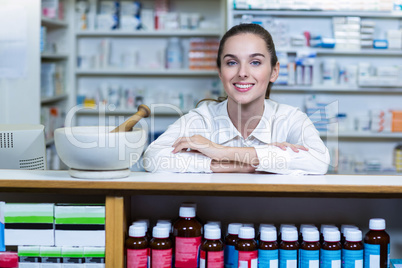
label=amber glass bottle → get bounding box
[236,227,258,268]
[126,225,149,268]
[173,206,202,268]
[150,226,172,268]
[364,218,390,268]
[200,227,224,267]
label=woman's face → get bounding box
[218,33,279,107]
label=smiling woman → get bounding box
[143,24,330,175]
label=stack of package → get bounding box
[392,111,402,132]
[333,17,361,50]
[361,20,375,49]
[188,38,219,70]
[54,204,105,247]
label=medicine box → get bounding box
[5,203,54,246]
[62,246,85,268]
[84,247,105,268]
[40,246,62,268]
[18,245,41,268]
[55,205,105,247]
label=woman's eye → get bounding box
[227,61,237,66]
[251,61,261,66]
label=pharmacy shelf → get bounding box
[272,85,402,94]
[41,16,68,28]
[76,29,222,37]
[41,53,69,60]
[320,131,402,139]
[41,94,68,104]
[76,69,218,76]
[232,10,402,18]
[276,48,402,56]
[76,107,189,116]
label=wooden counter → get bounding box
[1,169,402,267]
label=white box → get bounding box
[6,229,54,246]
[5,203,54,246]
[55,230,105,247]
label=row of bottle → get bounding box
[125,204,390,268]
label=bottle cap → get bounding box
[207,221,221,228]
[260,229,277,242]
[204,227,221,240]
[323,229,340,242]
[282,229,298,242]
[280,224,296,234]
[228,223,242,235]
[320,224,337,233]
[135,219,149,229]
[300,224,316,234]
[179,206,195,218]
[157,222,172,232]
[238,227,255,239]
[259,224,275,232]
[180,202,197,211]
[341,224,358,234]
[129,225,146,237]
[204,223,219,231]
[346,229,362,242]
[132,221,147,230]
[261,226,276,233]
[343,227,359,238]
[369,218,386,230]
[152,226,169,239]
[243,223,254,228]
[303,229,319,242]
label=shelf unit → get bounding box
[41,14,70,148]
[228,2,402,173]
[272,85,402,94]
[71,0,226,127]
[231,10,402,18]
[76,29,222,37]
[75,69,218,76]
[2,170,402,268]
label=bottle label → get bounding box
[200,250,224,268]
[320,249,341,268]
[279,249,297,268]
[364,243,390,268]
[258,249,278,268]
[224,245,238,268]
[127,248,149,268]
[300,249,319,268]
[238,250,258,268]
[175,236,202,268]
[151,248,172,268]
[342,249,363,268]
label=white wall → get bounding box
[0,0,40,124]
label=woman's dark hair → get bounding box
[197,24,278,106]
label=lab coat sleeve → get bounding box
[143,113,213,173]
[254,111,330,175]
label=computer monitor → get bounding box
[0,124,47,170]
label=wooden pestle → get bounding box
[110,104,151,133]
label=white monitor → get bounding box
[0,124,47,170]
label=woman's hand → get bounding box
[270,142,308,153]
[172,135,227,160]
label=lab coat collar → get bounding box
[215,99,275,145]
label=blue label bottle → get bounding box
[320,229,341,268]
[299,229,320,268]
[364,219,390,268]
[342,229,363,268]
[279,228,299,268]
[259,228,279,268]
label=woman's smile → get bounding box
[233,82,255,92]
